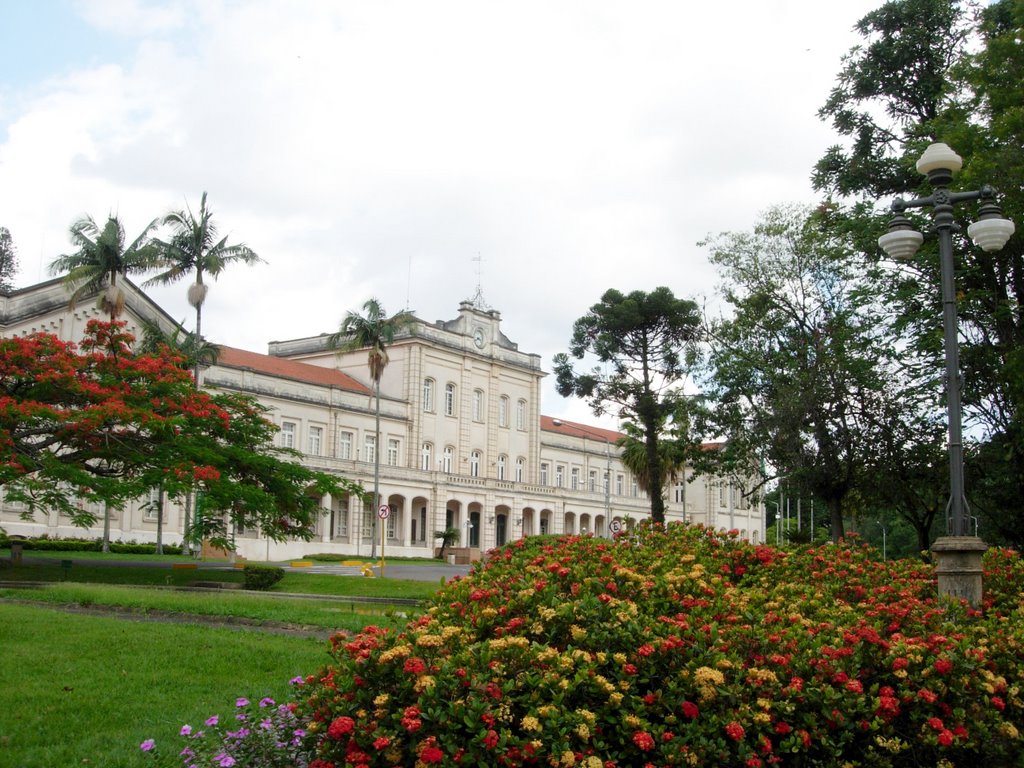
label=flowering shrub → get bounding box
[147,688,312,767]
[291,523,1024,767]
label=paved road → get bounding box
[14,555,474,583]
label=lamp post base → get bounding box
[931,536,987,607]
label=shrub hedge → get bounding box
[243,564,285,591]
[1,535,181,555]
[288,523,1024,767]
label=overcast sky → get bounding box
[1,0,880,426]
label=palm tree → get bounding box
[136,318,221,555]
[328,299,415,559]
[145,192,261,382]
[48,214,159,320]
[48,214,159,553]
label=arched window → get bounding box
[497,454,507,480]
[516,399,527,430]
[422,378,435,412]
[473,389,485,421]
[515,457,525,483]
[498,396,509,427]
[421,442,432,471]
[470,450,481,477]
[442,446,454,473]
[444,383,456,416]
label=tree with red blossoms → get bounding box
[0,321,362,548]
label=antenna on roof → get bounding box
[468,252,491,310]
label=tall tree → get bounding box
[553,287,701,524]
[328,298,415,558]
[145,192,262,378]
[813,0,1024,543]
[0,226,18,291]
[700,205,920,543]
[0,321,362,550]
[48,215,159,320]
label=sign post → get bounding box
[378,504,390,577]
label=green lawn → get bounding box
[0,603,332,768]
[0,559,442,600]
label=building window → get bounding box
[497,454,507,481]
[387,507,397,539]
[515,457,525,483]
[421,442,432,471]
[540,516,549,535]
[540,462,549,486]
[473,389,484,421]
[280,421,296,448]
[588,470,597,493]
[616,474,624,495]
[470,450,481,477]
[308,426,323,456]
[387,438,400,467]
[364,434,376,464]
[555,465,564,488]
[144,487,161,521]
[362,501,373,541]
[422,378,435,412]
[499,396,509,427]
[338,431,353,460]
[674,484,685,503]
[442,446,454,473]
[571,467,580,490]
[719,482,728,507]
[444,383,456,416]
[632,478,638,497]
[335,506,349,537]
[516,399,527,430]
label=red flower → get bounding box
[928,717,944,731]
[992,696,1006,711]
[681,701,699,719]
[420,746,444,764]
[938,730,954,747]
[725,722,745,742]
[483,729,499,748]
[934,658,953,675]
[404,657,426,675]
[632,731,655,751]
[638,644,654,657]
[373,736,390,749]
[327,716,355,739]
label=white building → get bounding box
[0,278,764,559]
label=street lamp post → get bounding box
[878,142,1015,605]
[552,419,613,535]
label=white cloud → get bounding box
[1,0,880,427]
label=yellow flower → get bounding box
[415,634,443,648]
[999,722,1019,740]
[378,645,412,663]
[613,653,627,665]
[575,723,590,740]
[583,757,603,768]
[374,693,390,706]
[561,749,576,766]
[609,692,623,706]
[624,715,641,727]
[414,676,435,692]
[577,709,595,724]
[521,715,541,733]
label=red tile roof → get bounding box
[540,415,623,443]
[216,346,371,395]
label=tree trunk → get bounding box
[156,484,164,555]
[102,502,111,553]
[182,491,192,557]
[370,377,381,560]
[828,497,845,543]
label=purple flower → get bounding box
[215,753,236,767]
[235,713,247,721]
[180,725,192,737]
[235,697,249,708]
[139,738,155,752]
[179,747,194,758]
[293,728,306,738]
[260,718,273,730]
[289,676,305,685]
[205,715,219,727]
[259,697,275,708]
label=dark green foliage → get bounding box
[242,564,285,591]
[0,535,182,555]
[811,0,1024,544]
[553,287,701,523]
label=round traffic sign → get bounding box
[378,504,390,519]
[609,519,622,534]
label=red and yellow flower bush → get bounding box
[296,523,1024,767]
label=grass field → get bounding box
[0,560,443,600]
[0,553,448,768]
[0,603,333,768]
